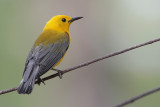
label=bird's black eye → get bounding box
[62,18,66,22]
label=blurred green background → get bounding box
[0,0,160,107]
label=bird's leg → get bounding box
[37,77,45,85]
[51,68,63,79]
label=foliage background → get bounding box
[0,0,160,107]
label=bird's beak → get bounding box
[69,17,83,23]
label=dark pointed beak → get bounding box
[69,17,83,23]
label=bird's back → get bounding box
[18,30,70,94]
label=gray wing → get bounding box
[23,32,69,78]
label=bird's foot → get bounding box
[37,78,45,85]
[51,68,63,79]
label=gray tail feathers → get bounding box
[17,61,39,94]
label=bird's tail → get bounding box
[17,61,39,94]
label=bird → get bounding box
[17,15,83,94]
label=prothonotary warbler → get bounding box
[17,15,83,94]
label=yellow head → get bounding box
[43,15,83,32]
